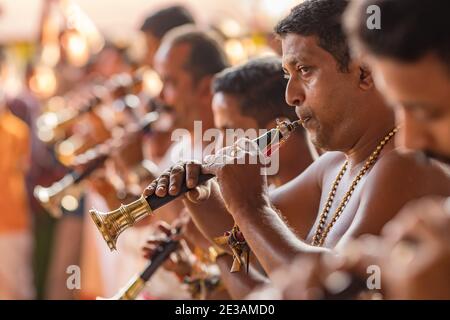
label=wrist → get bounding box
[232,196,272,220]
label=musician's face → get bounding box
[143,32,160,67]
[212,92,259,131]
[369,54,450,164]
[154,43,204,131]
[282,34,366,151]
[91,48,129,78]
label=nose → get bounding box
[285,78,305,108]
[397,109,430,152]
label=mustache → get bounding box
[295,106,314,121]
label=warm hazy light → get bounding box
[225,39,247,65]
[143,69,163,97]
[62,31,90,66]
[61,194,79,211]
[29,65,58,98]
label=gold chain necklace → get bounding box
[311,127,399,247]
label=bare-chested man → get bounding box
[250,0,450,300]
[144,0,450,286]
[343,0,450,299]
[143,57,315,299]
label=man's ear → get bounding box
[196,75,214,99]
[359,64,374,90]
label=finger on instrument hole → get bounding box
[169,164,185,196]
[145,234,166,245]
[155,173,170,197]
[185,189,200,203]
[186,185,211,203]
[142,244,156,259]
[186,161,201,189]
[157,220,172,236]
[143,180,158,197]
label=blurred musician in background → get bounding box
[0,86,34,299]
[144,0,450,298]
[140,5,195,69]
[248,0,450,300]
[143,56,316,299]
[77,6,208,300]
[137,25,230,299]
[342,0,450,299]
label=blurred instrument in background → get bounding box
[34,110,160,217]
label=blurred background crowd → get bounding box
[2,0,449,302]
[0,0,298,300]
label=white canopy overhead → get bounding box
[0,0,297,43]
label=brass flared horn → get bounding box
[33,174,85,218]
[90,120,302,251]
[90,195,153,251]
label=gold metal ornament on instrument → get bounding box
[90,119,302,251]
[34,177,85,218]
[91,195,152,251]
[97,275,146,300]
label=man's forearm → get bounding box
[233,204,329,275]
[183,180,235,248]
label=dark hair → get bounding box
[344,0,450,70]
[164,26,229,82]
[140,6,195,39]
[274,0,351,72]
[212,56,298,128]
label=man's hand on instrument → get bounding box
[375,197,450,299]
[201,138,270,216]
[142,220,194,279]
[142,160,211,203]
[293,197,450,300]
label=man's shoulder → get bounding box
[366,149,450,197]
[270,151,345,199]
[343,149,450,240]
[374,149,448,178]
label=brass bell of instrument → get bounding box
[89,195,153,251]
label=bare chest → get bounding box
[306,167,370,247]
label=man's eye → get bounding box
[298,66,311,75]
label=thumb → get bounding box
[185,184,211,203]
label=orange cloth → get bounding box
[0,111,30,233]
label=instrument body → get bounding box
[98,229,180,300]
[91,120,301,250]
